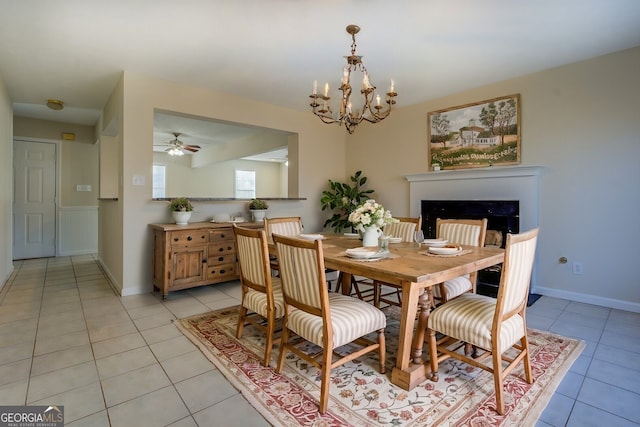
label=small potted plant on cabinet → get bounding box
[169,197,193,225]
[248,198,269,222]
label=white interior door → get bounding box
[13,140,57,259]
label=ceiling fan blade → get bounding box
[183,145,201,152]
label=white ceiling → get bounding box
[2,0,640,129]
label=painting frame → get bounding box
[427,94,521,170]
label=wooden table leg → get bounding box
[411,288,432,364]
[391,282,428,390]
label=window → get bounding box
[235,170,256,199]
[152,164,166,198]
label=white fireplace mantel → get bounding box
[404,165,543,183]
[404,166,543,223]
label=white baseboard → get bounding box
[96,258,152,297]
[533,285,640,313]
[97,258,123,296]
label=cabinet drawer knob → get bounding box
[218,247,224,252]
[220,269,226,274]
[187,236,192,241]
[218,257,224,261]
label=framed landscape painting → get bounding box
[427,94,521,170]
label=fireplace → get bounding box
[421,200,520,298]
[405,166,542,301]
[421,200,519,243]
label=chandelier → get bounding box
[309,24,397,134]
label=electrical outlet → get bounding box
[572,261,584,275]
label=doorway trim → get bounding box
[13,136,61,259]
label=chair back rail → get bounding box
[264,216,303,243]
[433,218,488,301]
[385,216,422,242]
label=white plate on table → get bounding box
[298,233,324,241]
[388,237,403,244]
[343,232,360,238]
[345,247,384,259]
[428,245,463,255]
[423,239,448,247]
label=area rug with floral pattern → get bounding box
[175,306,584,427]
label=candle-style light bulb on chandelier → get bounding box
[309,24,397,134]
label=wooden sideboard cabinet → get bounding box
[150,221,262,298]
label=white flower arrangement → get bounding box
[348,199,397,232]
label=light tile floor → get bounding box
[0,255,638,426]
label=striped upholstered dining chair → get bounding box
[384,216,422,243]
[431,218,488,306]
[272,234,386,414]
[372,216,422,307]
[233,225,285,366]
[427,228,539,415]
[263,216,303,274]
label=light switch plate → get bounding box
[132,175,145,186]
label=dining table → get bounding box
[310,234,505,391]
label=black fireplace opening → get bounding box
[421,200,523,300]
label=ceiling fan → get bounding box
[155,132,201,156]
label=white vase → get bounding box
[172,211,192,225]
[362,226,381,247]
[251,209,267,222]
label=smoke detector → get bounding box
[46,99,64,110]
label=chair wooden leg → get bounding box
[335,272,354,294]
[263,314,274,367]
[319,345,333,414]
[464,343,479,358]
[522,335,533,384]
[377,329,386,374]
[276,326,290,373]
[492,350,505,415]
[373,282,381,308]
[427,328,439,381]
[236,306,247,339]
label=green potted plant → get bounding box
[248,198,269,221]
[169,197,193,225]
[320,170,374,233]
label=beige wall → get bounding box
[0,77,12,286]
[13,117,99,207]
[100,71,345,295]
[348,47,640,309]
[97,76,125,293]
[13,117,95,144]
